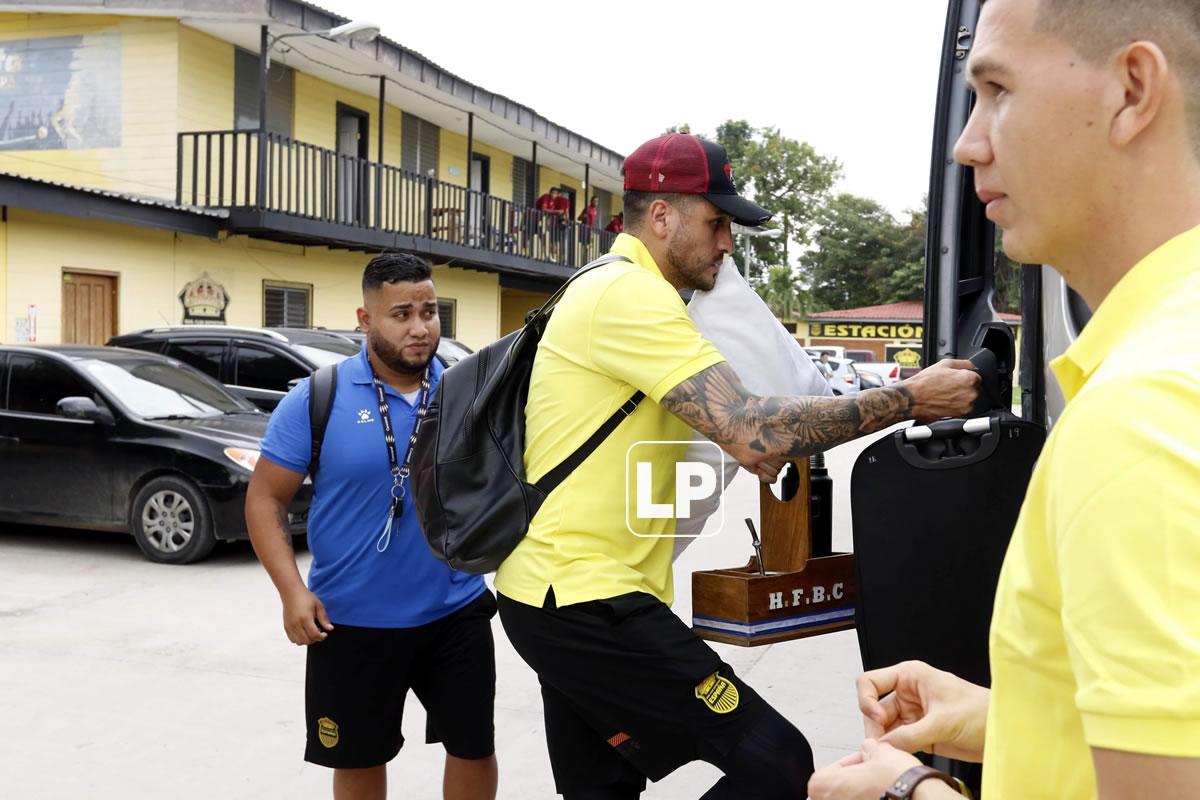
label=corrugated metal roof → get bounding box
[0,172,229,218]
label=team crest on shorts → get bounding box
[694,672,739,714]
[317,717,340,748]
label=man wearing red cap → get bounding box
[495,133,980,799]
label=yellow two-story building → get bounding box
[0,0,625,349]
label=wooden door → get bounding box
[62,271,117,345]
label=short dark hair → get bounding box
[1034,0,1200,154]
[621,190,696,230]
[549,186,561,193]
[362,252,432,292]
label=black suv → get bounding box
[109,326,359,411]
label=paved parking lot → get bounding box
[0,431,895,799]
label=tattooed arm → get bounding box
[246,458,333,645]
[660,359,980,463]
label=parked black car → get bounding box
[0,345,310,564]
[109,326,471,411]
[109,325,359,411]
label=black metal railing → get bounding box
[177,130,617,269]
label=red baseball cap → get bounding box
[622,134,772,227]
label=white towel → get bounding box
[673,258,833,558]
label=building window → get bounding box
[438,299,456,338]
[512,156,537,206]
[401,112,440,176]
[263,281,311,327]
[234,48,295,136]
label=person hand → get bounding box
[901,359,981,422]
[857,660,989,763]
[281,587,334,645]
[745,458,785,484]
[808,739,922,800]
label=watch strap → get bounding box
[881,765,971,799]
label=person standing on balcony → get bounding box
[579,196,600,254]
[604,211,623,233]
[495,133,980,800]
[536,186,565,260]
[245,253,499,800]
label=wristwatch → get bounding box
[881,765,972,799]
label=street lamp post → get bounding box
[733,223,784,280]
[256,20,381,210]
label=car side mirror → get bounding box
[57,396,115,425]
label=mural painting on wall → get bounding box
[0,34,122,151]
[180,273,229,324]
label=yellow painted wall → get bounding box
[1,209,500,347]
[499,288,551,336]
[0,14,179,199]
[431,265,499,349]
[539,166,582,200]
[475,142,513,202]
[439,129,467,187]
[293,71,402,166]
[177,26,233,137]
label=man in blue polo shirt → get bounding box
[246,253,497,800]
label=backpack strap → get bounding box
[308,363,338,479]
[533,391,644,496]
[528,252,642,496]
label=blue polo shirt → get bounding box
[260,346,484,628]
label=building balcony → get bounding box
[177,130,617,282]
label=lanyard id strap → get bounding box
[370,363,432,551]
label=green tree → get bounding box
[801,193,912,309]
[711,121,842,283]
[756,265,807,320]
[993,232,1023,314]
[878,206,927,304]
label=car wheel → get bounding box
[130,476,216,565]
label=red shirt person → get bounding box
[604,212,623,233]
[535,187,560,214]
[578,197,599,227]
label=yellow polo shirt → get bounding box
[983,225,1200,797]
[494,234,726,608]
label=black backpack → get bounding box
[410,254,643,574]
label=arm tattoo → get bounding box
[660,362,915,458]
[274,506,295,550]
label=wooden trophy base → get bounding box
[691,553,857,646]
[691,461,857,646]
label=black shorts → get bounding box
[498,589,790,794]
[305,590,497,769]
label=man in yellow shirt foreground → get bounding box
[808,0,1200,798]
[494,132,981,799]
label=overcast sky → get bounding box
[333,0,948,218]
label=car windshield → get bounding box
[293,342,357,367]
[81,358,248,418]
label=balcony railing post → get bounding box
[175,133,183,206]
[424,175,434,238]
[256,24,269,210]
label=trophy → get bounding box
[691,459,857,646]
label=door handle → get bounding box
[0,434,19,444]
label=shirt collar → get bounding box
[1051,223,1200,402]
[610,232,667,282]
